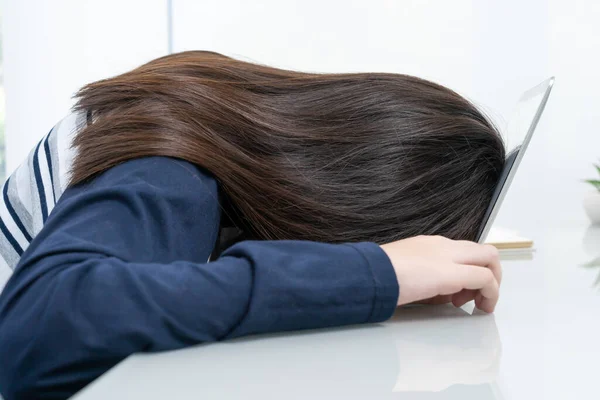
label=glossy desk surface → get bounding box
[74,224,600,400]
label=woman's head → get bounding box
[72,51,505,244]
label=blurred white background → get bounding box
[2,0,599,232]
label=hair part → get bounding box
[71,50,505,246]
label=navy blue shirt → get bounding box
[0,157,399,399]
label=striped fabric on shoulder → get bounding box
[0,111,85,291]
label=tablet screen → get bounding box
[476,77,555,243]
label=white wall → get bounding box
[2,0,169,174]
[172,0,476,95]
[4,0,599,230]
[469,0,600,231]
[171,0,600,230]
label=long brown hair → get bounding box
[71,50,505,245]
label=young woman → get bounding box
[0,51,504,399]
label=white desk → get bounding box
[73,224,600,400]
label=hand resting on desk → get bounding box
[381,235,502,313]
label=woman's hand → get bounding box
[380,235,502,313]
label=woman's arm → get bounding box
[0,157,398,400]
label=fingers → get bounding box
[382,235,501,312]
[474,292,484,310]
[455,241,502,286]
[416,295,454,305]
[454,264,500,313]
[476,291,497,313]
[451,289,477,308]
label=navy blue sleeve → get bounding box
[0,157,399,400]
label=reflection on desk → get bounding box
[74,304,504,400]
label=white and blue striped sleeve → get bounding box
[0,111,84,291]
